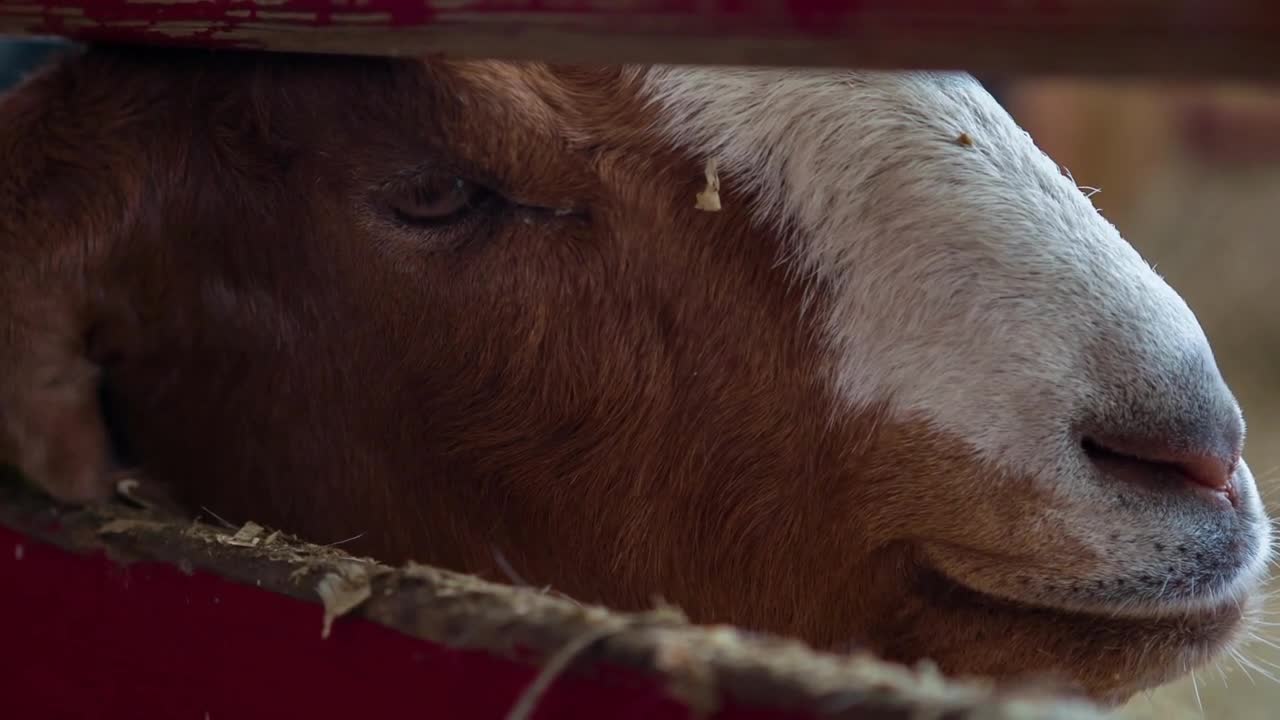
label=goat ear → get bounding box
[0,303,116,506]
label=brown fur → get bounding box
[0,47,1245,704]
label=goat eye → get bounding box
[385,175,493,226]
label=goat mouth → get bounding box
[912,559,1247,694]
[925,563,1245,626]
[915,539,1258,623]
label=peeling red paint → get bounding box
[0,1,1277,76]
[0,0,1270,33]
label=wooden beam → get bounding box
[0,479,1103,719]
[0,1,1277,80]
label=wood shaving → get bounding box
[222,521,266,547]
[316,563,373,639]
[113,476,185,515]
[114,478,146,505]
[695,157,721,212]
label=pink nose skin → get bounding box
[1082,350,1245,501]
[1083,432,1240,496]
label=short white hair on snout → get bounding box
[641,69,1197,472]
[638,66,1270,630]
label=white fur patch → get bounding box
[637,67,1208,480]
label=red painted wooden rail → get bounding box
[0,526,694,720]
[0,1,1278,79]
[3,523,808,720]
[0,482,1099,720]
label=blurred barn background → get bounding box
[1,39,1275,719]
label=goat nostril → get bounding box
[1082,434,1236,493]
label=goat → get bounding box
[0,46,1270,705]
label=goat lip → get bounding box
[915,557,1247,630]
[913,560,1248,699]
[915,541,1256,622]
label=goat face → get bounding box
[0,48,1270,704]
